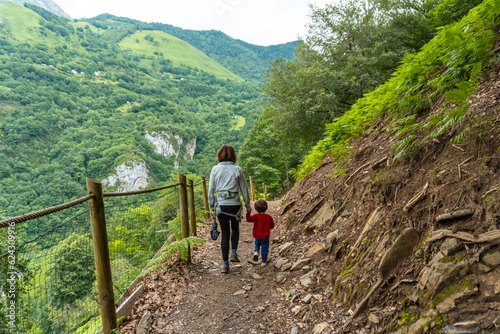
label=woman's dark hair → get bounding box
[254,199,268,213]
[217,145,237,163]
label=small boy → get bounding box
[246,199,275,267]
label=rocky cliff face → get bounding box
[12,0,70,18]
[145,131,196,169]
[101,160,149,192]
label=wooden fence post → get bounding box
[263,183,267,201]
[178,173,191,262]
[187,178,197,236]
[86,178,117,334]
[250,176,255,201]
[202,176,210,218]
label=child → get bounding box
[246,199,275,267]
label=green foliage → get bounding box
[296,0,498,178]
[140,236,207,276]
[239,106,303,196]
[118,30,240,81]
[150,22,298,81]
[249,0,448,186]
[47,233,95,309]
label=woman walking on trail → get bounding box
[208,144,251,274]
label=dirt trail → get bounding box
[119,200,316,334]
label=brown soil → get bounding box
[119,58,500,334]
[119,201,342,334]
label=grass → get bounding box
[0,1,42,41]
[230,115,246,130]
[119,30,241,81]
[69,21,103,34]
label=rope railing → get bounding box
[0,194,94,228]
[0,173,258,334]
[103,182,182,197]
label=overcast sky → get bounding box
[53,0,332,46]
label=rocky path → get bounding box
[119,200,341,334]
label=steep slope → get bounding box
[0,1,43,40]
[117,43,500,334]
[118,30,241,81]
[275,59,500,332]
[151,22,299,81]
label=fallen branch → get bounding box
[344,161,372,186]
[371,156,388,170]
[436,209,472,222]
[458,156,474,180]
[403,183,429,213]
[459,156,474,166]
[483,184,500,198]
[451,144,465,152]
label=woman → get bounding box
[208,144,251,274]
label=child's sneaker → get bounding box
[253,252,258,262]
[261,261,267,267]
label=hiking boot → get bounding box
[261,261,267,267]
[253,252,258,262]
[221,265,229,274]
[230,254,240,262]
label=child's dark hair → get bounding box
[254,199,268,213]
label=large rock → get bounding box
[419,259,468,296]
[305,242,324,258]
[325,230,341,250]
[308,200,335,229]
[102,160,149,192]
[394,318,431,334]
[379,228,419,278]
[441,321,480,334]
[440,238,462,256]
[274,258,289,269]
[299,269,318,287]
[290,258,311,271]
[481,246,500,267]
[278,242,294,254]
[276,272,287,284]
[136,310,153,334]
[311,322,330,334]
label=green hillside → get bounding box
[151,22,299,81]
[0,2,290,222]
[0,1,42,40]
[118,30,241,81]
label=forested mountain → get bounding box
[150,22,299,80]
[0,1,295,218]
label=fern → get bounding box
[140,236,207,277]
[393,135,416,162]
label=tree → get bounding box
[47,233,95,308]
[254,0,482,188]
